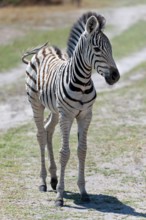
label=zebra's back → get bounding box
[25,45,67,113]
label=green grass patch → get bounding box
[112,20,146,59]
[0,27,69,72]
[0,123,37,160]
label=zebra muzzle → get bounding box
[105,67,120,85]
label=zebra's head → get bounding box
[84,15,120,85]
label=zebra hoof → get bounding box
[39,185,47,192]
[55,199,64,207]
[81,193,90,203]
[50,178,58,190]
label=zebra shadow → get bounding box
[64,192,146,218]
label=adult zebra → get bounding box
[22,12,120,207]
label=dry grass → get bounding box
[0,0,117,25]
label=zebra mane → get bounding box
[66,11,106,58]
[52,45,68,61]
[53,45,63,59]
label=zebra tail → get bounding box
[22,42,48,65]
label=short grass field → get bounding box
[0,63,146,219]
[0,0,146,219]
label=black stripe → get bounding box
[26,91,35,100]
[26,71,36,84]
[42,51,48,89]
[50,74,56,108]
[76,55,91,76]
[69,81,82,92]
[26,82,37,93]
[61,70,79,102]
[62,81,80,102]
[79,52,91,72]
[58,91,75,110]
[84,85,94,94]
[30,62,37,73]
[72,74,89,87]
[66,65,69,84]
[35,54,40,67]
[83,92,96,104]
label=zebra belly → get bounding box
[39,90,58,113]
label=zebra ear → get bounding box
[85,16,98,34]
[98,15,106,30]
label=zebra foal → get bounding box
[22,12,120,207]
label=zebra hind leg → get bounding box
[44,113,59,190]
[30,101,48,192]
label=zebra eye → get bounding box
[94,47,100,53]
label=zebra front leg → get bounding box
[76,109,92,202]
[45,113,59,190]
[55,113,73,207]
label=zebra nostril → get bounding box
[112,71,118,80]
[111,67,120,82]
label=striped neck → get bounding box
[69,35,92,86]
